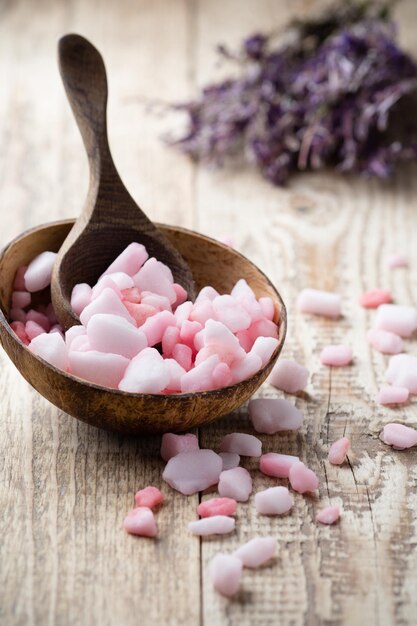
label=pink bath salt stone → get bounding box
[123,302,157,327]
[164,358,187,392]
[203,319,246,365]
[231,353,263,384]
[137,310,176,347]
[234,537,276,569]
[163,449,222,495]
[385,354,417,393]
[160,433,199,462]
[87,313,147,359]
[231,279,256,300]
[173,283,188,307]
[180,355,220,393]
[297,288,341,318]
[250,337,279,367]
[80,288,135,326]
[180,320,203,346]
[316,506,340,525]
[212,362,233,389]
[26,309,51,332]
[14,266,27,291]
[247,319,278,343]
[189,300,215,326]
[140,292,171,312]
[102,242,149,278]
[134,257,176,304]
[195,286,219,304]
[210,554,242,597]
[212,294,251,333]
[259,297,275,321]
[11,291,31,309]
[320,345,353,367]
[259,453,300,478]
[267,358,309,394]
[172,343,193,372]
[289,461,319,494]
[10,321,30,345]
[123,507,157,537]
[24,251,57,292]
[218,467,252,502]
[382,423,417,449]
[119,347,169,393]
[255,486,294,515]
[249,398,303,434]
[134,486,164,509]
[10,308,27,323]
[25,320,46,341]
[219,452,240,471]
[367,328,404,355]
[70,283,92,316]
[377,385,409,405]
[65,325,86,348]
[103,272,135,291]
[239,295,264,324]
[121,286,141,304]
[359,289,392,308]
[174,301,193,326]
[189,515,235,536]
[197,497,237,518]
[91,276,122,301]
[45,302,58,325]
[387,253,408,269]
[29,332,68,371]
[219,433,262,457]
[68,334,90,352]
[328,437,350,465]
[50,325,64,339]
[69,350,129,387]
[373,304,417,338]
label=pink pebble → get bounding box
[123,507,157,537]
[250,336,279,367]
[172,343,193,372]
[385,354,417,393]
[24,251,57,292]
[180,355,220,393]
[387,254,408,269]
[382,423,417,449]
[11,291,31,309]
[373,304,417,338]
[288,461,319,494]
[87,313,147,358]
[80,288,135,326]
[134,257,176,304]
[69,350,129,388]
[297,288,341,318]
[234,537,276,569]
[10,321,30,345]
[29,332,68,371]
[173,283,188,307]
[13,266,27,291]
[219,433,262,457]
[328,437,350,465]
[25,320,46,341]
[70,283,92,316]
[259,453,299,478]
[160,433,199,461]
[377,385,409,405]
[26,309,51,332]
[218,467,252,502]
[197,497,237,518]
[267,358,309,393]
[124,302,157,327]
[162,449,222,495]
[249,398,303,434]
[367,328,404,355]
[134,486,164,509]
[118,347,169,393]
[316,506,340,525]
[10,307,27,323]
[359,289,392,308]
[189,516,235,536]
[255,486,293,515]
[121,286,141,304]
[210,554,242,597]
[320,345,352,367]
[102,242,148,278]
[219,452,240,470]
[139,310,176,346]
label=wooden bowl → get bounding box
[0,220,287,434]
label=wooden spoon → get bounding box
[51,34,195,330]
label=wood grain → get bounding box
[1,0,417,625]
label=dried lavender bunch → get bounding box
[171,1,417,185]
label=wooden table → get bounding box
[1,1,417,624]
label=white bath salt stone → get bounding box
[160,433,199,462]
[385,354,417,394]
[250,337,279,367]
[87,313,147,359]
[80,287,135,326]
[218,467,252,502]
[297,288,341,318]
[366,328,404,355]
[316,506,340,525]
[267,358,309,394]
[188,515,235,536]
[373,304,417,338]
[180,354,220,393]
[68,350,129,388]
[219,452,240,471]
[101,242,148,277]
[320,345,353,367]
[29,332,69,371]
[133,257,176,304]
[162,449,222,495]
[249,398,303,434]
[230,352,262,384]
[164,358,187,392]
[382,423,417,450]
[234,537,276,569]
[194,286,219,304]
[210,554,242,597]
[70,283,92,316]
[387,253,408,269]
[118,347,169,393]
[259,453,300,478]
[377,385,409,405]
[212,294,251,333]
[24,251,57,292]
[219,433,262,457]
[255,486,293,515]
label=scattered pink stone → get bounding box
[123,507,157,537]
[188,515,235,536]
[69,350,129,388]
[197,497,237,518]
[255,486,293,515]
[259,453,300,478]
[218,467,252,502]
[297,288,341,318]
[219,433,262,457]
[385,354,417,393]
[162,449,222,495]
[267,358,309,394]
[359,289,392,308]
[11,291,31,309]
[71,283,92,316]
[382,423,417,449]
[387,254,408,269]
[219,452,240,471]
[29,332,68,371]
[234,537,276,569]
[316,506,340,525]
[160,433,199,461]
[13,266,27,291]
[377,385,409,405]
[24,251,57,292]
[373,304,417,338]
[134,486,164,509]
[102,242,148,277]
[249,398,303,434]
[320,345,353,367]
[118,348,169,393]
[10,321,30,345]
[328,437,350,465]
[210,554,242,597]
[366,328,404,355]
[288,461,319,494]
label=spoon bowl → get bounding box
[0,219,286,434]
